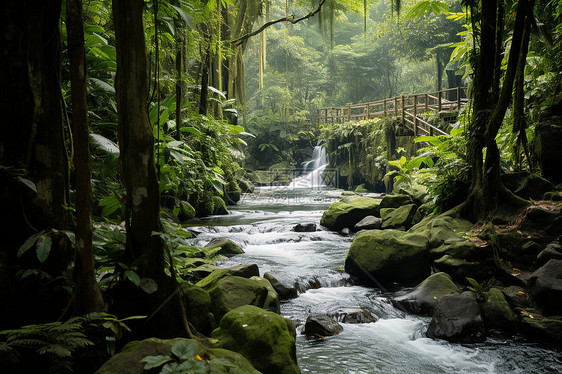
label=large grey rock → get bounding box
[536,242,562,266]
[211,305,299,374]
[320,197,381,231]
[502,286,532,309]
[527,259,562,315]
[433,255,493,282]
[303,314,343,337]
[354,215,382,231]
[345,229,430,286]
[392,272,460,315]
[426,294,485,342]
[264,272,298,300]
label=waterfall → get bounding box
[288,146,329,189]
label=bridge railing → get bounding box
[318,87,468,136]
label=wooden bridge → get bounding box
[317,87,468,137]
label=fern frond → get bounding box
[7,338,45,346]
[0,341,14,352]
[56,336,94,348]
[38,344,72,358]
[49,322,83,333]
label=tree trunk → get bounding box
[463,0,533,220]
[0,0,71,327]
[113,0,162,271]
[66,0,104,314]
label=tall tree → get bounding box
[1,0,71,327]
[462,0,534,220]
[66,0,105,314]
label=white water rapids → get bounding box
[186,187,561,373]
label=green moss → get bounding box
[95,338,261,374]
[320,196,381,231]
[212,196,228,215]
[345,229,430,285]
[211,305,299,374]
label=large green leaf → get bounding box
[171,340,199,360]
[17,231,45,258]
[142,355,173,370]
[36,235,52,263]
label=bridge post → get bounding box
[438,91,442,111]
[401,96,405,122]
[394,97,398,117]
[425,94,429,112]
[414,95,418,137]
[457,86,461,109]
[347,105,351,121]
[383,100,387,117]
[367,103,371,120]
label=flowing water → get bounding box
[186,187,561,373]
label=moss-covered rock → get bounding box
[320,196,381,231]
[224,180,242,205]
[429,240,489,260]
[380,194,413,209]
[345,229,430,286]
[481,288,518,330]
[392,272,460,315]
[355,184,369,193]
[196,264,259,289]
[95,338,261,374]
[195,191,215,217]
[518,308,562,343]
[211,305,300,374]
[433,255,493,282]
[380,204,418,230]
[181,284,215,335]
[206,275,280,321]
[212,196,229,215]
[411,213,474,248]
[203,238,244,257]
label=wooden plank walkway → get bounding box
[318,87,468,137]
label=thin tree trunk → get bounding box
[66,0,104,314]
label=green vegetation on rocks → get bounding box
[345,229,430,286]
[212,305,300,374]
[320,197,381,231]
[95,338,261,374]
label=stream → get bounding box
[186,187,561,373]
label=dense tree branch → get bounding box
[231,0,327,46]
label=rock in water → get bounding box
[426,294,485,342]
[204,238,244,256]
[481,288,518,330]
[264,272,298,300]
[320,197,381,231]
[392,272,460,315]
[345,229,430,286]
[354,215,382,231]
[211,305,300,374]
[303,314,343,337]
[293,223,317,232]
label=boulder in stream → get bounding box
[379,193,414,209]
[303,314,344,337]
[212,305,300,374]
[264,272,298,300]
[481,288,518,330]
[380,204,418,230]
[196,264,260,289]
[320,196,381,231]
[392,272,460,315]
[426,294,485,342]
[203,238,244,257]
[345,229,430,286]
[293,223,317,232]
[354,215,382,231]
[334,308,377,324]
[206,275,280,321]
